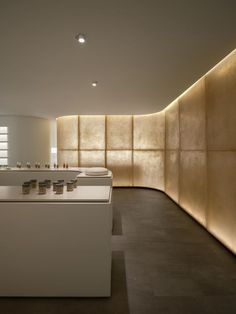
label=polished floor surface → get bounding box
[0,188,236,314]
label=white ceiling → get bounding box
[0,0,235,118]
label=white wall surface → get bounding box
[0,115,50,166]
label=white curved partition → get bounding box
[0,116,50,166]
[57,49,236,254]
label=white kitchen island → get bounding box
[0,186,112,297]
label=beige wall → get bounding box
[57,49,236,254]
[164,49,236,254]
[0,115,50,166]
[57,113,165,190]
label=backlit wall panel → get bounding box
[179,79,206,150]
[107,115,132,150]
[207,152,236,253]
[57,150,78,167]
[177,76,207,227]
[179,151,207,226]
[80,115,105,150]
[106,151,132,186]
[57,49,236,254]
[79,151,105,167]
[165,100,179,150]
[206,50,236,150]
[57,116,78,150]
[205,50,236,253]
[165,150,179,203]
[133,151,164,190]
[133,112,165,149]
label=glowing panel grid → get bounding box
[57,150,78,167]
[106,115,132,150]
[80,115,105,150]
[206,49,236,150]
[57,116,78,150]
[179,151,207,227]
[133,151,164,191]
[179,78,206,150]
[0,143,8,150]
[106,150,132,186]
[79,151,105,167]
[207,151,236,254]
[0,127,8,133]
[133,112,165,149]
[165,100,179,150]
[57,49,236,255]
[0,126,8,166]
[165,150,179,203]
[0,134,7,142]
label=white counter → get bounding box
[0,185,112,297]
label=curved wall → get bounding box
[0,115,50,166]
[57,49,236,254]
[57,112,165,190]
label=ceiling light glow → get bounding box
[92,81,98,87]
[75,33,86,44]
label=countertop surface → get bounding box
[0,167,84,172]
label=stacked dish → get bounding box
[85,167,109,176]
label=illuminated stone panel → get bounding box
[106,151,132,186]
[179,151,207,226]
[165,100,179,150]
[179,79,206,150]
[206,50,236,150]
[80,115,105,150]
[58,150,78,167]
[207,152,236,254]
[79,151,105,167]
[106,115,132,150]
[165,150,179,203]
[56,49,236,255]
[133,112,165,149]
[133,151,164,190]
[57,116,78,150]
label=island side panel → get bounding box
[0,201,112,297]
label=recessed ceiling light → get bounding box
[92,81,98,87]
[75,33,86,44]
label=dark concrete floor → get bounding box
[0,188,236,314]
[112,188,236,314]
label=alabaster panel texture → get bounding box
[106,151,132,186]
[165,100,179,150]
[58,150,78,167]
[133,112,165,149]
[57,50,236,255]
[106,115,132,149]
[179,79,206,150]
[79,151,105,167]
[80,115,105,150]
[206,50,236,150]
[165,150,179,203]
[179,151,207,226]
[207,152,236,254]
[133,151,164,190]
[57,116,78,150]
